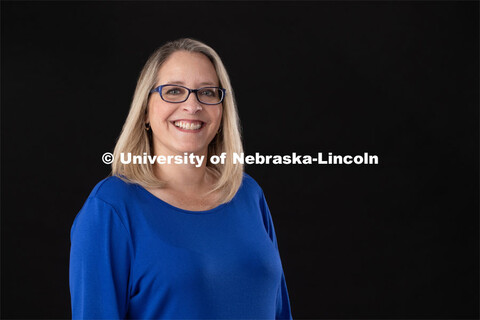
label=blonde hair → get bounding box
[112,38,244,204]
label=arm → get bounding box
[260,192,293,320]
[69,196,132,319]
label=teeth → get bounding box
[174,121,202,130]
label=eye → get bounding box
[165,87,184,95]
[199,88,216,97]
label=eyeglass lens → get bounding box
[161,85,223,104]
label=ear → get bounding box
[144,106,149,124]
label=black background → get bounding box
[1,1,479,319]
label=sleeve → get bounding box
[260,192,293,320]
[69,196,132,319]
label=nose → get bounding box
[182,91,203,114]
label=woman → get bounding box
[69,38,293,319]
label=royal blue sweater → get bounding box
[69,173,292,319]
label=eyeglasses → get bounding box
[150,84,226,105]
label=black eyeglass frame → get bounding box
[149,84,226,105]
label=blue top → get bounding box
[69,173,292,319]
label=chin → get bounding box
[173,144,208,155]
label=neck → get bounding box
[152,151,212,194]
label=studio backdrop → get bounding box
[1,1,479,319]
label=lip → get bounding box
[170,119,205,133]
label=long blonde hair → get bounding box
[112,38,244,204]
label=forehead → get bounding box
[157,51,219,86]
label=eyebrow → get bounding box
[165,80,218,86]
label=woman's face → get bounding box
[147,51,223,156]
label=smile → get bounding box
[172,120,205,132]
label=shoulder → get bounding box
[239,172,266,202]
[75,176,137,224]
[71,176,135,236]
[87,175,138,207]
[240,172,274,233]
[241,172,263,191]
